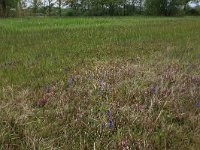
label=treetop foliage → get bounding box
[0,0,200,17]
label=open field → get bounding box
[0,17,200,149]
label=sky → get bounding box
[189,1,200,7]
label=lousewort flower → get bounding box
[192,76,200,83]
[106,83,111,90]
[47,91,54,98]
[108,119,113,128]
[106,109,111,117]
[195,101,200,107]
[101,122,105,129]
[150,86,157,94]
[37,98,48,107]
[98,78,103,87]
[67,77,74,85]
[88,74,93,80]
[118,140,129,150]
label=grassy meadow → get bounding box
[0,16,200,149]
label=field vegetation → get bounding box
[0,16,200,149]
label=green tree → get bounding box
[57,0,64,16]
[0,0,21,17]
[145,0,182,16]
[47,0,54,15]
[31,0,43,14]
[0,0,7,17]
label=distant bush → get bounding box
[66,9,80,16]
[186,6,200,16]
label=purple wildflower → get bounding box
[150,86,156,94]
[67,77,74,85]
[48,91,55,97]
[106,83,111,91]
[195,101,200,107]
[88,74,93,80]
[106,109,111,117]
[37,98,48,107]
[119,140,129,150]
[98,78,103,87]
[108,119,113,128]
[97,78,104,93]
[192,76,200,83]
[101,122,105,129]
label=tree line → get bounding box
[0,0,200,17]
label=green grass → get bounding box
[0,16,200,149]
